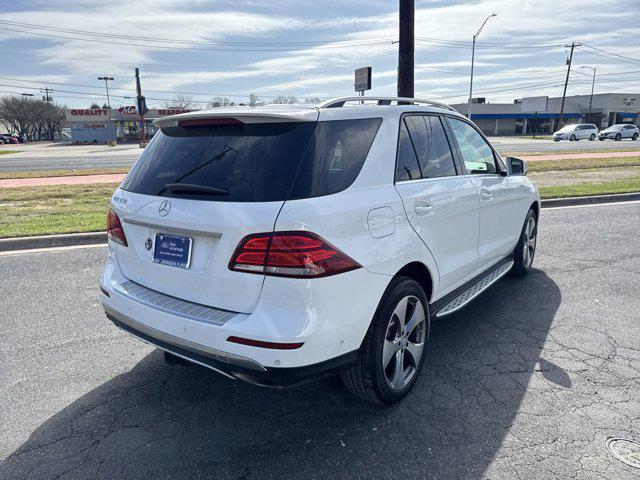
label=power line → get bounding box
[0,19,394,47]
[580,44,640,65]
[0,24,395,52]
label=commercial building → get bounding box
[65,107,191,143]
[451,93,639,136]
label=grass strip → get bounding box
[538,177,640,199]
[0,183,116,238]
[527,156,640,172]
[1,178,639,238]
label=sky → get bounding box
[0,0,639,108]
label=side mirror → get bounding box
[507,156,527,176]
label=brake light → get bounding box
[178,118,243,128]
[107,208,128,246]
[229,231,360,278]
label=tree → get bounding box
[0,95,66,140]
[248,93,262,106]
[90,102,101,109]
[304,97,323,104]
[163,95,196,110]
[272,96,298,104]
[207,97,235,108]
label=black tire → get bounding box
[570,134,576,141]
[511,208,538,277]
[341,276,430,404]
[599,137,605,141]
[633,133,638,141]
[589,133,596,141]
[615,133,622,141]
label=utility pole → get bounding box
[579,65,596,124]
[40,86,54,141]
[468,13,497,120]
[559,42,581,128]
[135,68,147,145]
[397,0,414,99]
[98,76,114,110]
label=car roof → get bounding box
[154,97,463,127]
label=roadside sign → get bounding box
[521,96,548,113]
[136,96,148,115]
[354,67,372,92]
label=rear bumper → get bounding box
[100,250,390,384]
[105,305,357,387]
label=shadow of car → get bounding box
[0,269,561,479]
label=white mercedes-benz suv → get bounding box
[100,97,540,404]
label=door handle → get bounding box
[480,189,492,201]
[414,200,434,216]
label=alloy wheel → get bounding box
[382,295,426,390]
[523,216,537,268]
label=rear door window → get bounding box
[404,115,457,178]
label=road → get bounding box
[490,136,640,153]
[1,138,639,173]
[1,202,639,479]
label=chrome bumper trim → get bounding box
[103,304,267,372]
[112,280,237,326]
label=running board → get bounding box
[433,261,514,318]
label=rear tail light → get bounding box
[229,231,360,278]
[107,208,128,246]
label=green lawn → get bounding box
[527,156,640,173]
[538,177,640,199]
[0,150,19,155]
[1,176,640,238]
[0,184,116,238]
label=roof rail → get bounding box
[317,96,458,112]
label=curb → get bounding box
[541,192,640,208]
[1,193,639,252]
[0,232,107,252]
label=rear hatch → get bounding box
[112,109,318,313]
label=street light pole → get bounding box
[98,76,114,109]
[468,13,496,120]
[579,66,596,124]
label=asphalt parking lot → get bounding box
[1,202,639,479]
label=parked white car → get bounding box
[598,124,639,141]
[100,97,540,404]
[553,123,598,141]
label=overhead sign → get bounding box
[354,66,372,92]
[67,108,193,122]
[521,96,549,113]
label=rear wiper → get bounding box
[163,183,229,196]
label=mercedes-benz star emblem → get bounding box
[159,200,171,217]
[144,238,153,251]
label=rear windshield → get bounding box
[120,118,381,202]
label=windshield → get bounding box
[120,118,381,202]
[557,125,576,133]
[607,125,623,131]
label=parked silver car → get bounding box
[552,124,598,142]
[598,124,639,141]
